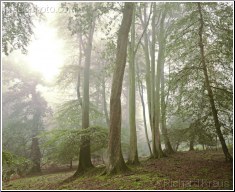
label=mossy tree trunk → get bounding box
[30,137,41,173]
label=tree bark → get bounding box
[30,137,41,173]
[137,61,153,156]
[77,34,83,106]
[150,2,157,158]
[189,137,195,151]
[140,4,152,129]
[102,77,110,127]
[30,91,42,174]
[155,5,169,158]
[197,3,232,162]
[74,6,96,176]
[105,2,134,175]
[161,69,174,154]
[158,6,174,154]
[127,5,139,165]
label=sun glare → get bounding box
[27,4,64,82]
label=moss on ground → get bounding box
[2,149,233,190]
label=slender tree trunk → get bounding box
[127,6,139,165]
[140,4,152,130]
[104,2,134,175]
[150,2,157,158]
[74,7,96,176]
[77,34,83,106]
[139,4,152,153]
[197,3,232,162]
[158,7,174,154]
[102,77,110,127]
[137,61,153,156]
[155,6,170,158]
[161,69,174,153]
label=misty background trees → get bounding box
[2,2,233,180]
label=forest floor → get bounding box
[2,149,233,190]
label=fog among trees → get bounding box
[1,1,233,190]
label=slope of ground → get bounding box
[2,149,233,190]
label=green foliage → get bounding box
[54,99,105,129]
[166,2,233,149]
[168,116,216,150]
[2,55,50,171]
[40,126,108,165]
[2,2,44,55]
[2,120,31,157]
[2,151,33,181]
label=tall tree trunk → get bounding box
[30,137,41,173]
[137,61,153,156]
[77,34,83,106]
[30,92,42,174]
[102,77,110,127]
[127,5,139,165]
[140,4,152,127]
[150,2,157,158]
[139,5,152,149]
[104,2,134,175]
[159,7,174,154]
[197,3,232,162]
[74,7,96,176]
[161,69,174,153]
[155,6,169,158]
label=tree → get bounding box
[197,2,232,161]
[127,5,139,165]
[2,58,49,173]
[59,2,98,175]
[40,126,108,169]
[74,4,97,175]
[166,2,232,159]
[150,3,158,158]
[56,3,119,175]
[136,60,152,156]
[2,151,33,181]
[138,3,153,157]
[2,2,43,55]
[161,67,174,153]
[104,2,134,175]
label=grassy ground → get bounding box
[2,149,233,190]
